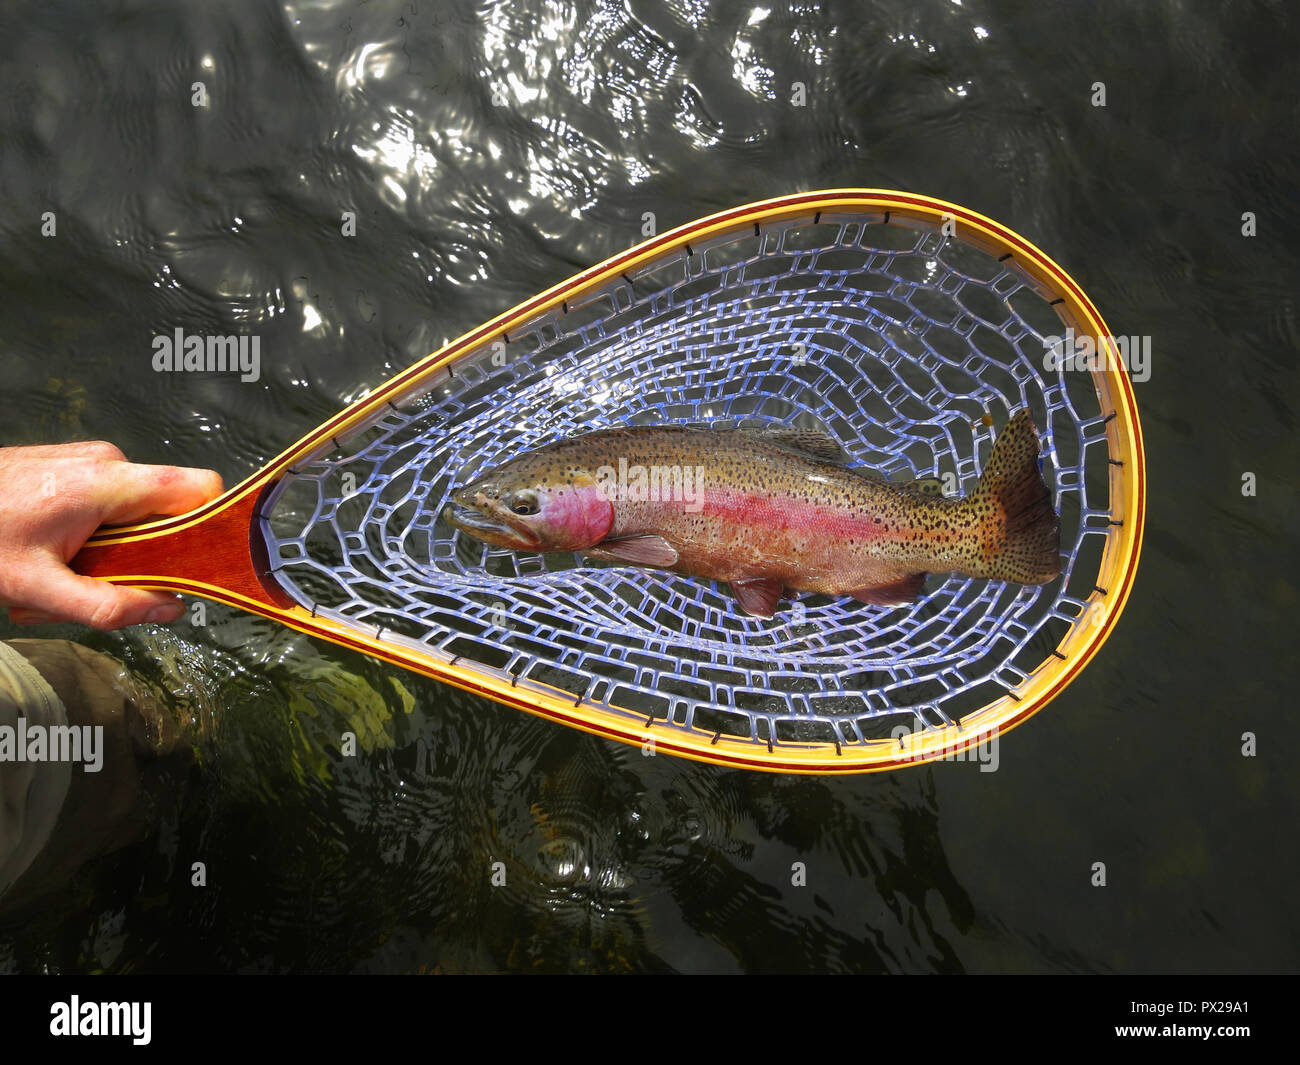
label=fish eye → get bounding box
[507,490,539,516]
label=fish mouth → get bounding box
[444,489,541,550]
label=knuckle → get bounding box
[87,597,129,630]
[149,464,183,489]
[80,440,127,461]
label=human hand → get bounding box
[0,442,223,629]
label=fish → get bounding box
[443,410,1061,618]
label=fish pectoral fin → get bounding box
[584,535,679,567]
[730,577,784,618]
[850,573,927,606]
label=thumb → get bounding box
[93,463,225,527]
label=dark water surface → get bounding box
[0,0,1296,972]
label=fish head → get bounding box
[444,453,614,552]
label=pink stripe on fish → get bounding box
[696,485,899,543]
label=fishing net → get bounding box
[257,193,1142,771]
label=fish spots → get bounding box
[455,420,1056,596]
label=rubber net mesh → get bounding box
[260,215,1115,748]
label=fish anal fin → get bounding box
[730,577,784,618]
[585,535,679,567]
[850,573,926,606]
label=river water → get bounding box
[0,0,1296,972]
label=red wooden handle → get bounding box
[70,482,296,612]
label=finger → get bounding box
[90,463,226,526]
[8,609,60,625]
[9,563,185,630]
[4,441,128,462]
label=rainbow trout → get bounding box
[444,411,1061,617]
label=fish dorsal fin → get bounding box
[746,427,848,464]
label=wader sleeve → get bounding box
[0,639,192,912]
[0,640,72,900]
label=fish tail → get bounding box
[963,410,1061,583]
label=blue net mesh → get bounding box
[259,213,1114,749]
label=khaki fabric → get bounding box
[0,640,71,900]
[0,640,192,912]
